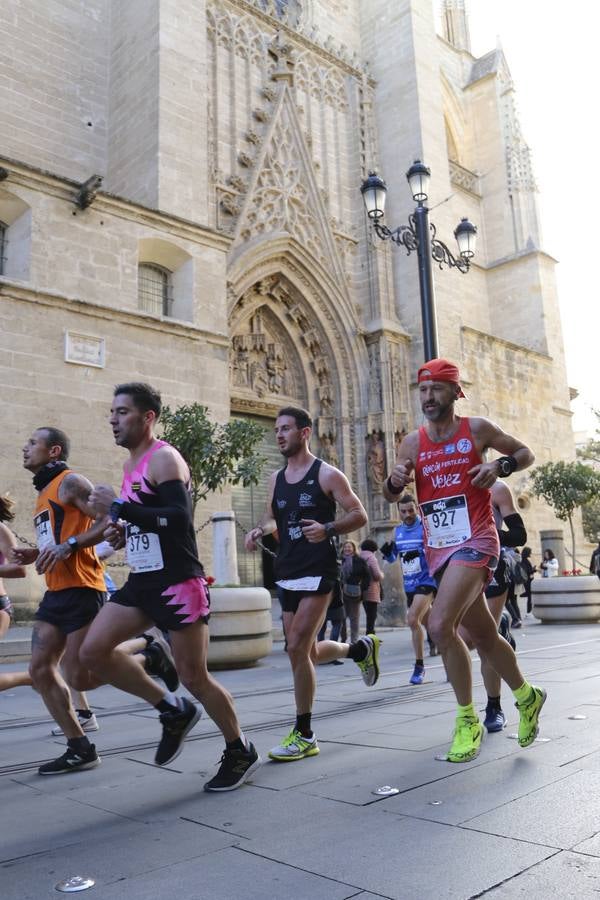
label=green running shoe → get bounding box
[516,685,547,747]
[268,728,320,762]
[446,717,484,763]
[355,634,381,686]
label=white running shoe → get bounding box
[51,711,99,736]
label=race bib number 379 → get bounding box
[125,524,164,573]
[421,495,471,549]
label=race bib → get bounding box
[34,510,55,550]
[421,495,471,549]
[125,524,164,573]
[401,555,422,577]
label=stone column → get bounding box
[212,512,240,586]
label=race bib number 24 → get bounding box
[34,510,55,551]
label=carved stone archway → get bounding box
[229,273,343,469]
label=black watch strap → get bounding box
[497,456,517,478]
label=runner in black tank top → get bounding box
[273,458,338,584]
[244,406,381,764]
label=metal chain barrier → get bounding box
[234,517,277,558]
[194,517,212,535]
[11,515,278,565]
[12,531,37,549]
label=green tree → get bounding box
[530,461,600,573]
[582,498,600,543]
[160,403,267,513]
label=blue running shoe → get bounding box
[409,664,425,685]
[484,705,506,733]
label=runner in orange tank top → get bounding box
[383,358,546,764]
[12,426,178,776]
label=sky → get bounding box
[440,1,598,435]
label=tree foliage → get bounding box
[530,461,600,571]
[160,403,267,512]
[582,498,600,543]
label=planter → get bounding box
[532,575,600,624]
[208,586,273,669]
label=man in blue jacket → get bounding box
[382,494,437,684]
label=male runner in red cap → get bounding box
[383,358,546,762]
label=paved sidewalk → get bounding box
[2,620,600,899]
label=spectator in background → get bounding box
[590,542,600,580]
[359,539,383,635]
[540,548,559,578]
[520,547,536,615]
[340,540,370,643]
[317,581,345,665]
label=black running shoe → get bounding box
[203,742,261,792]
[499,610,516,650]
[155,698,201,766]
[38,744,100,776]
[144,640,179,692]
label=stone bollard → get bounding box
[211,511,240,586]
[540,529,565,573]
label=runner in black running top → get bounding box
[82,382,260,792]
[245,406,381,763]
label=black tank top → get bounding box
[273,458,338,581]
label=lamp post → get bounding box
[360,161,477,361]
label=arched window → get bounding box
[0,221,7,276]
[138,263,172,316]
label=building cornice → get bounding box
[461,325,551,361]
[486,247,559,269]
[0,156,232,252]
[0,280,230,349]
[360,318,411,342]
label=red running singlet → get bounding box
[415,418,499,576]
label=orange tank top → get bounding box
[34,470,106,592]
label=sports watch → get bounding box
[109,498,125,522]
[497,456,517,478]
[324,522,337,539]
[67,536,78,551]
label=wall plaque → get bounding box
[64,331,105,368]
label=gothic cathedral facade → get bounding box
[0,0,576,596]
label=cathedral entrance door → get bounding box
[231,415,281,588]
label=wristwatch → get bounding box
[497,456,517,478]
[109,498,125,522]
[324,522,337,539]
[67,536,78,551]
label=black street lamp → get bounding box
[360,161,477,361]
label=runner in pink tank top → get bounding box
[383,358,546,765]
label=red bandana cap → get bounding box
[417,358,467,398]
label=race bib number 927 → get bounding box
[421,495,471,549]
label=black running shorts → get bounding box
[35,587,106,634]
[278,578,336,614]
[405,584,436,608]
[109,576,210,631]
